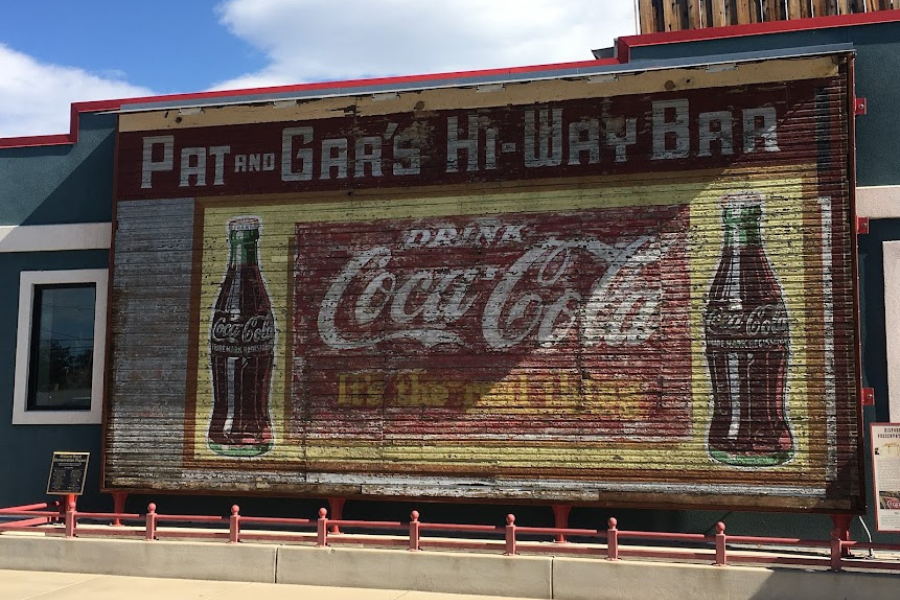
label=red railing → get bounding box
[0,501,61,531]
[2,500,899,574]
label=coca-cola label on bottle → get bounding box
[211,314,276,354]
[705,303,789,350]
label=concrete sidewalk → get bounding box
[1,569,531,600]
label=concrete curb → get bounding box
[553,556,900,600]
[0,536,276,583]
[277,545,552,598]
[0,535,898,599]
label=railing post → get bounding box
[715,521,727,566]
[606,518,619,560]
[317,508,328,547]
[64,498,77,538]
[145,503,157,541]
[505,514,517,556]
[409,510,420,551]
[229,505,241,543]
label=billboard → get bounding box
[105,52,863,511]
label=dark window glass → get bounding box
[27,284,96,411]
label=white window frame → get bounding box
[885,241,900,422]
[12,269,108,425]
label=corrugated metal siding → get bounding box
[105,54,862,511]
[106,199,195,487]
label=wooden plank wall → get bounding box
[641,0,896,33]
[104,55,863,512]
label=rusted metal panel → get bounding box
[639,0,658,33]
[105,54,863,512]
[639,0,895,31]
[763,0,782,21]
[735,0,752,24]
[711,0,728,27]
[787,0,811,20]
[813,0,831,17]
[663,0,680,31]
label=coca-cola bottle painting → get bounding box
[208,216,276,457]
[704,192,793,467]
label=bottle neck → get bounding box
[228,230,260,266]
[723,206,763,248]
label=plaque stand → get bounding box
[57,494,77,522]
[47,451,89,525]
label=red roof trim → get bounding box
[3,10,898,151]
[0,100,125,149]
[0,58,619,150]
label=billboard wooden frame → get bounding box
[102,51,865,513]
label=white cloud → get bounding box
[0,4,636,138]
[0,43,152,139]
[213,0,636,90]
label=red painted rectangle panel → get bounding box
[293,206,692,447]
[117,83,820,201]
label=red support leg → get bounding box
[552,504,571,543]
[831,514,853,558]
[111,492,128,527]
[328,497,345,534]
[64,495,77,538]
[57,495,77,523]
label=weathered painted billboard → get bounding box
[105,53,863,511]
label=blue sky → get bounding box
[0,1,635,138]
[0,2,265,93]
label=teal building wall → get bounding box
[1,20,899,543]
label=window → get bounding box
[13,270,107,425]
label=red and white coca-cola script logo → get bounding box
[299,210,685,353]
[292,207,693,439]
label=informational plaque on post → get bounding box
[46,452,90,496]
[872,424,900,532]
